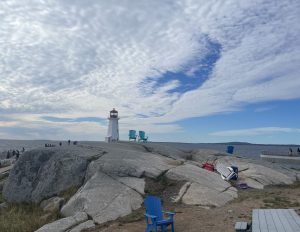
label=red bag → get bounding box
[202,162,215,172]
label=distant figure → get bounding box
[73,141,77,145]
[297,148,300,154]
[6,151,10,159]
[45,144,48,147]
[289,148,293,156]
[22,147,25,152]
[12,150,16,157]
[16,150,20,160]
[59,142,62,146]
[68,140,71,145]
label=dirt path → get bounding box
[86,183,300,232]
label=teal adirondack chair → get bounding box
[129,130,137,141]
[138,131,148,142]
[144,196,175,232]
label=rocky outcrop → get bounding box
[61,172,143,224]
[68,220,95,232]
[86,149,180,179]
[3,148,88,203]
[35,212,88,232]
[142,143,191,160]
[166,163,237,206]
[3,142,299,230]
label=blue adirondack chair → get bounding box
[129,130,137,141]
[138,131,148,142]
[144,196,175,232]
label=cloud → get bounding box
[0,0,299,139]
[211,127,300,137]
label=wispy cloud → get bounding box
[0,0,299,139]
[211,127,300,137]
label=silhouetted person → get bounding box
[22,147,25,152]
[289,148,293,156]
[59,142,62,146]
[12,150,16,157]
[297,148,300,154]
[68,140,71,145]
[6,151,10,159]
[16,150,20,160]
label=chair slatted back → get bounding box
[144,196,163,221]
[129,130,136,139]
[139,131,146,139]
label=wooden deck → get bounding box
[252,209,300,232]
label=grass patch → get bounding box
[118,208,145,224]
[0,203,59,232]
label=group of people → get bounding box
[45,140,78,147]
[289,147,300,156]
[45,144,56,147]
[6,147,25,160]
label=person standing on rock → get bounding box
[289,148,293,156]
[12,150,16,157]
[6,150,10,159]
[16,150,20,160]
[68,140,71,145]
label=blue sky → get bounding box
[0,0,300,144]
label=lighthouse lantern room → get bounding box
[105,108,119,142]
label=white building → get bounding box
[105,108,119,142]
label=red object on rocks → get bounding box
[202,162,215,172]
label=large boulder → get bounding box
[35,212,88,232]
[86,149,180,179]
[3,148,88,203]
[61,172,143,224]
[166,163,237,206]
[166,163,231,192]
[182,183,237,207]
[215,156,297,189]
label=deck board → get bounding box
[252,209,300,232]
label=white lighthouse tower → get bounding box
[105,108,119,142]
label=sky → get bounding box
[0,0,300,144]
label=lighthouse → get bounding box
[105,108,119,142]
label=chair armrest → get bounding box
[145,213,157,219]
[162,211,175,219]
[145,213,158,224]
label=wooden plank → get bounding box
[280,209,300,232]
[235,222,241,230]
[264,209,278,232]
[278,209,295,232]
[270,209,286,232]
[258,209,269,232]
[288,209,300,227]
[252,209,261,232]
[235,222,248,232]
